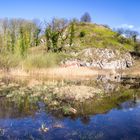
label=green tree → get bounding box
[19,26,25,56]
[34,28,41,46]
[45,18,69,52]
[45,26,53,51]
[69,22,75,47]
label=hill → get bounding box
[30,22,135,54]
[0,21,137,71]
[65,22,134,52]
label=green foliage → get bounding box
[51,31,60,52]
[34,28,41,46]
[19,27,26,56]
[0,18,137,70]
[79,31,86,38]
[134,42,140,53]
[45,27,53,51]
[69,22,75,47]
[22,53,65,70]
[45,25,61,52]
[0,53,21,70]
[72,23,134,51]
[0,51,69,70]
[45,18,70,52]
[117,36,129,44]
[0,19,41,56]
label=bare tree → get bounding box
[115,28,139,42]
[80,12,91,23]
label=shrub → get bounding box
[117,36,131,44]
[0,53,21,70]
[22,53,66,70]
[23,54,56,69]
[134,42,140,53]
[79,31,86,38]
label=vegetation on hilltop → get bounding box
[0,13,139,70]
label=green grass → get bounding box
[0,53,21,70]
[0,51,71,70]
[22,53,61,70]
[73,22,134,51]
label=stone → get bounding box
[61,48,133,70]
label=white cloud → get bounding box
[119,24,134,29]
[137,35,140,40]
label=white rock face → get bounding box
[62,48,133,70]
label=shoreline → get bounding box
[0,66,140,80]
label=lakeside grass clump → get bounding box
[0,52,68,71]
[22,53,61,70]
[0,53,21,70]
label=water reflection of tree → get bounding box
[133,93,137,104]
[0,97,37,119]
[80,116,90,125]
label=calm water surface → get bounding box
[0,76,139,140]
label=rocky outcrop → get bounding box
[61,48,133,70]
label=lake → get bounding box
[0,75,139,140]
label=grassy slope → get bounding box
[71,23,134,52]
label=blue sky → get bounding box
[0,0,140,30]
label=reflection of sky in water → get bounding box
[0,99,140,140]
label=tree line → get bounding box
[115,28,140,53]
[0,12,92,56]
[0,18,41,56]
[1,13,139,57]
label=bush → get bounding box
[117,36,131,44]
[22,53,66,70]
[134,42,140,53]
[79,31,86,38]
[23,53,59,70]
[0,53,21,70]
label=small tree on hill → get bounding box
[80,12,91,23]
[45,18,69,52]
[69,22,75,47]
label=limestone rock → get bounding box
[61,48,133,70]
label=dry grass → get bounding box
[7,67,99,80]
[0,67,101,87]
[54,85,102,101]
[1,60,139,87]
[1,66,130,80]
